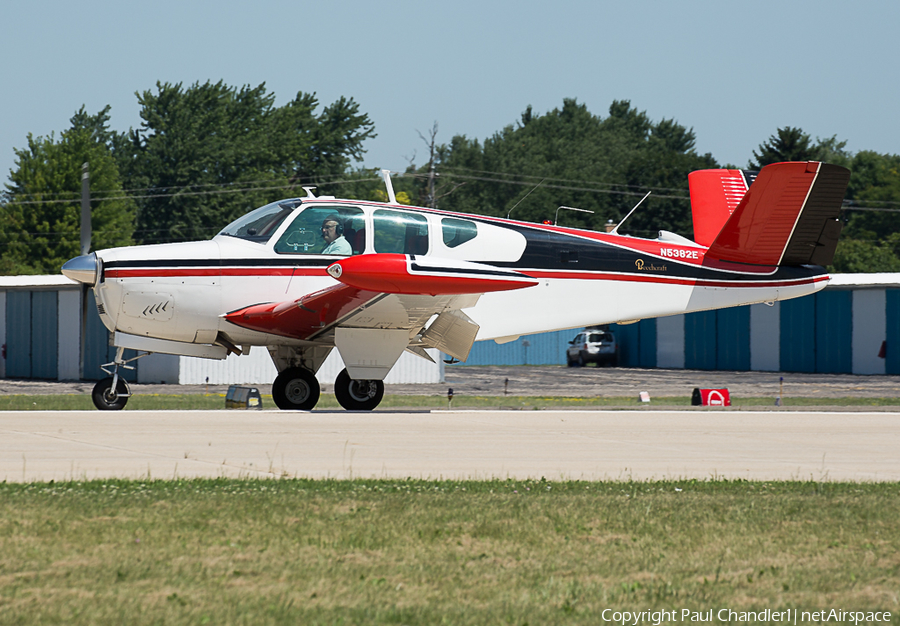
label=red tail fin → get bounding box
[688,169,754,247]
[703,161,850,267]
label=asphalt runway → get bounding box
[3,409,898,483]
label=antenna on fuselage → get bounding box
[609,191,651,236]
[381,169,397,204]
[507,178,546,220]
[302,186,317,199]
[555,205,594,226]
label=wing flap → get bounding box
[421,309,480,362]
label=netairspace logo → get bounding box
[599,608,892,625]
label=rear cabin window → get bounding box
[373,209,429,255]
[274,206,365,255]
[441,218,477,248]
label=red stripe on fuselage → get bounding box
[104,265,826,290]
[105,267,329,279]
[524,270,828,289]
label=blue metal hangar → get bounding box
[463,274,900,376]
[0,273,898,382]
[0,275,443,384]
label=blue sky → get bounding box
[2,0,897,184]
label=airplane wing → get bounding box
[224,254,538,377]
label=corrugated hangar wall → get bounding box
[1,275,898,382]
[0,278,443,385]
[460,280,898,375]
[0,282,139,383]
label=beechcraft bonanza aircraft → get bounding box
[62,162,850,411]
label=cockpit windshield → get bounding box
[217,199,302,243]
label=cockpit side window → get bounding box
[441,218,478,248]
[274,206,365,255]
[373,209,429,255]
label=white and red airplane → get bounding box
[62,161,850,411]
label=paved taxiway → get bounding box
[2,409,898,482]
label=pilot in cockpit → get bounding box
[321,214,352,255]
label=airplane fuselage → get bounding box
[90,198,828,349]
[61,160,851,410]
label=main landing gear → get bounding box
[271,367,384,411]
[272,367,320,410]
[89,349,386,411]
[333,368,384,411]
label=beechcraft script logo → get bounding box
[635,259,667,271]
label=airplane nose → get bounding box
[61,253,99,285]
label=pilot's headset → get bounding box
[322,214,344,238]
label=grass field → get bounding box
[1,479,898,624]
[1,393,900,411]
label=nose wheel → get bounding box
[334,368,384,411]
[92,377,130,410]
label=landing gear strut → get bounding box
[272,367,320,410]
[334,368,384,411]
[91,346,140,411]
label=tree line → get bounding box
[1,81,375,274]
[2,81,898,274]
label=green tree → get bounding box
[829,234,900,273]
[118,81,375,244]
[841,151,900,236]
[1,106,135,274]
[749,127,855,170]
[750,126,817,168]
[814,135,852,167]
[420,99,716,237]
[831,150,900,271]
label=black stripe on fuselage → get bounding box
[104,248,822,284]
[479,221,825,283]
[408,258,532,280]
[103,258,333,269]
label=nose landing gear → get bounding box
[92,376,130,410]
[91,347,143,411]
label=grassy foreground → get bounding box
[1,393,900,411]
[1,479,898,624]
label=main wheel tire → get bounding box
[272,367,320,410]
[92,377,129,411]
[334,368,384,411]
